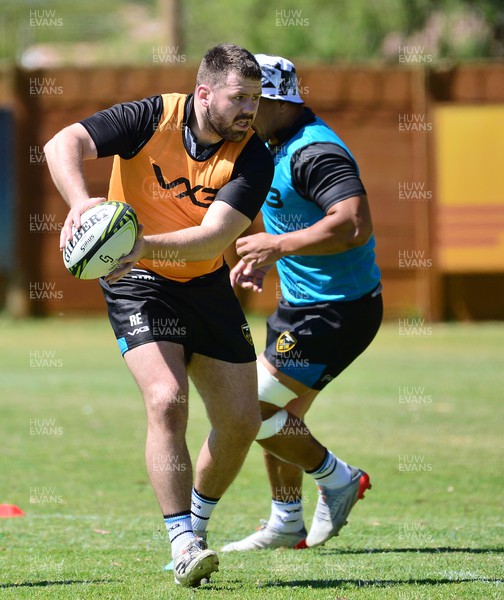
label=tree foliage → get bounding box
[0,0,502,65]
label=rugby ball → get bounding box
[63,201,138,279]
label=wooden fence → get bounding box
[1,62,503,319]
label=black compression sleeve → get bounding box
[292,142,367,212]
[214,134,274,221]
[79,95,164,159]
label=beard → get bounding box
[203,103,253,143]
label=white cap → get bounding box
[254,54,304,104]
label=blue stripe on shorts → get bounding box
[117,337,128,356]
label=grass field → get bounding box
[0,315,502,599]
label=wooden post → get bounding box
[158,0,183,52]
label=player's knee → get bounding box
[256,409,288,440]
[257,360,294,408]
[143,382,188,429]
[215,398,261,444]
[255,361,294,440]
[232,406,262,442]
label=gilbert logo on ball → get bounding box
[63,201,138,279]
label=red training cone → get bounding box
[0,504,26,518]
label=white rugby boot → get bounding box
[306,467,371,548]
[221,520,307,551]
[173,535,219,587]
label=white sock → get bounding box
[268,499,304,533]
[164,511,194,558]
[191,488,219,534]
[308,450,352,489]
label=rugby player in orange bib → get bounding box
[44,43,274,588]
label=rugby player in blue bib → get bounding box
[225,54,383,551]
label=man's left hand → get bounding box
[236,232,281,269]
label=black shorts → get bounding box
[99,264,256,363]
[263,285,383,390]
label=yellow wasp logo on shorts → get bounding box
[276,331,297,353]
[241,323,254,346]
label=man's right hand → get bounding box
[59,197,107,250]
